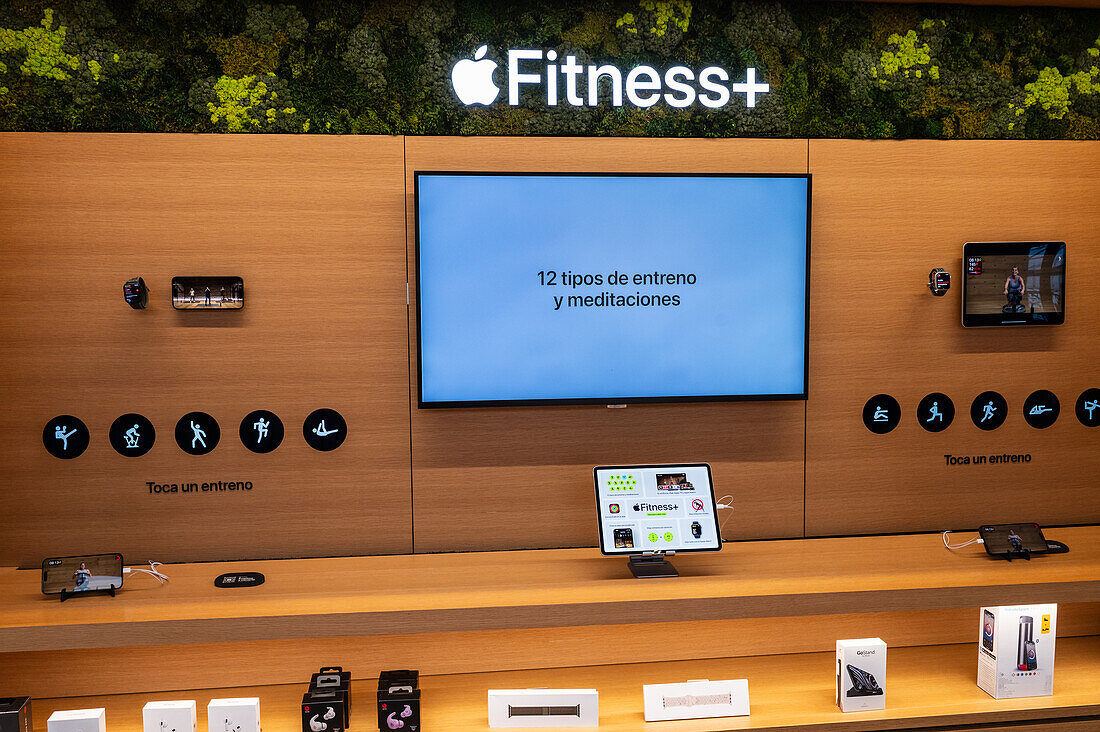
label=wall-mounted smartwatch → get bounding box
[928,268,951,296]
[124,276,149,309]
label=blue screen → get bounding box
[415,173,809,405]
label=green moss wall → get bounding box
[1,0,1098,138]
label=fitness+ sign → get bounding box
[451,45,769,110]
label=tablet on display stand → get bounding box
[593,463,722,578]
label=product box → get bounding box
[642,679,749,721]
[143,701,197,732]
[836,638,886,712]
[208,698,260,732]
[978,604,1057,699]
[310,667,351,729]
[0,697,32,732]
[377,669,420,732]
[46,708,106,732]
[487,689,598,728]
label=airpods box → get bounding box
[143,701,197,732]
[207,698,260,732]
[978,604,1057,699]
[0,697,32,732]
[46,708,106,732]
[836,638,886,712]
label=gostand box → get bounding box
[0,697,31,732]
[978,604,1057,699]
[836,638,886,712]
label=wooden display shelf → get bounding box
[29,637,1100,731]
[3,527,1099,652]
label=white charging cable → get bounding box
[716,494,735,533]
[942,531,984,550]
[123,560,170,584]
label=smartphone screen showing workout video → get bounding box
[41,554,123,594]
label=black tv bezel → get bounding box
[961,241,1066,328]
[413,170,812,409]
[593,462,723,556]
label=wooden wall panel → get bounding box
[0,134,412,566]
[806,140,1100,536]
[6,602,1098,699]
[404,137,809,552]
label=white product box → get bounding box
[978,604,1057,699]
[46,708,106,732]
[487,689,598,728]
[836,638,886,712]
[642,679,749,722]
[207,698,260,732]
[143,701,197,732]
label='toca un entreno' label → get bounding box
[451,45,770,109]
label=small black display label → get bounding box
[214,572,265,588]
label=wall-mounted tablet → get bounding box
[962,242,1064,327]
[415,172,810,407]
[594,463,721,554]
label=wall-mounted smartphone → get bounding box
[982,609,996,652]
[41,554,123,595]
[171,276,244,310]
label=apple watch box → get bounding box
[978,604,1057,699]
[487,689,598,728]
[0,697,31,732]
[836,638,886,712]
[46,708,106,732]
[377,669,420,732]
[207,698,260,732]
[143,701,197,732]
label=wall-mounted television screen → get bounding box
[414,172,810,408]
[962,242,1065,327]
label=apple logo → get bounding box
[451,45,499,105]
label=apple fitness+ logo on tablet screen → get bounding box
[451,45,769,110]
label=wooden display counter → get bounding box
[2,527,1099,652]
[27,638,1100,732]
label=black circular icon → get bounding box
[175,412,220,455]
[1022,390,1060,429]
[240,410,284,453]
[917,392,955,432]
[109,413,155,457]
[42,415,90,459]
[862,394,901,434]
[971,391,1008,431]
[1076,388,1100,427]
[303,408,347,451]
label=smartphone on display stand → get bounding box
[41,554,123,596]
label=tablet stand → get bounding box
[629,551,678,578]
[59,584,117,602]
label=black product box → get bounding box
[303,688,346,732]
[377,670,420,732]
[0,697,31,732]
[307,667,351,730]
